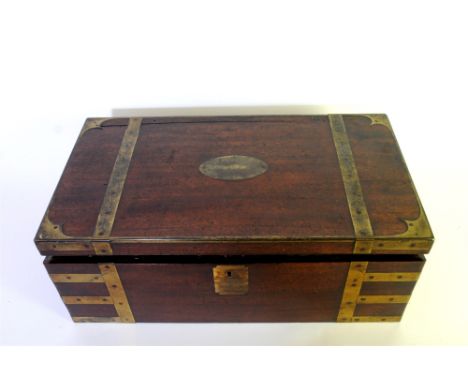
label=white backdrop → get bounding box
[1,0,467,345]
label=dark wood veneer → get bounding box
[38,115,431,323]
[38,115,429,257]
[44,256,425,322]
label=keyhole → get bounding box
[226,271,232,278]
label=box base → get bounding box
[44,255,425,323]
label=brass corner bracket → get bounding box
[37,214,71,240]
[363,114,392,129]
[397,202,433,239]
[79,118,113,138]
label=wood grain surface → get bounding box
[44,255,425,322]
[37,115,432,256]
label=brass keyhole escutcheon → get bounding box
[213,265,248,295]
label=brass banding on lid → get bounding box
[92,117,143,254]
[329,115,373,254]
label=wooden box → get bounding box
[35,115,433,323]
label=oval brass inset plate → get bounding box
[199,155,268,181]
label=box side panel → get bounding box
[45,260,127,322]
[343,258,425,322]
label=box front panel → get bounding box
[44,257,425,323]
[117,262,348,322]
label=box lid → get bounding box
[35,115,433,257]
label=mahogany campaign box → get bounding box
[35,115,433,323]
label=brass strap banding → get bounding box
[329,115,373,254]
[336,261,368,322]
[62,296,113,304]
[99,263,135,323]
[352,316,401,323]
[93,117,142,254]
[49,274,104,283]
[72,317,122,323]
[52,264,136,323]
[356,295,410,304]
[364,272,420,282]
[336,263,416,322]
